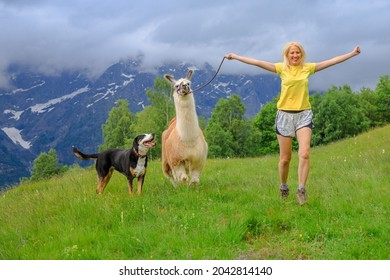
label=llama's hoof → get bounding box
[189,178,200,185]
[180,175,189,183]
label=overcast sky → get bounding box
[1,0,389,91]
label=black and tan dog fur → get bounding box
[72,133,156,195]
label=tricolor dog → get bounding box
[72,133,156,195]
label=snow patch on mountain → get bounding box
[213,82,230,89]
[4,109,24,120]
[121,73,135,87]
[89,88,115,106]
[0,81,46,96]
[1,127,31,149]
[29,86,90,114]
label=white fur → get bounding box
[133,157,146,177]
[162,70,208,186]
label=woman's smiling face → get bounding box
[287,45,302,66]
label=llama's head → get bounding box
[164,70,193,97]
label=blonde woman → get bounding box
[225,42,361,205]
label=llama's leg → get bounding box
[189,170,200,185]
[163,163,178,187]
[186,161,199,185]
[189,166,203,185]
[189,156,207,185]
[169,177,178,188]
[172,162,189,184]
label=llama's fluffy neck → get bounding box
[174,94,199,142]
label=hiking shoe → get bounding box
[296,188,307,205]
[280,184,289,199]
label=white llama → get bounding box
[162,69,208,186]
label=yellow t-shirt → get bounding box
[274,63,316,110]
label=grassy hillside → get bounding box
[1,126,389,260]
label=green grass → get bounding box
[1,126,389,260]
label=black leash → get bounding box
[192,57,226,92]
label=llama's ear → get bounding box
[186,69,193,80]
[164,74,175,84]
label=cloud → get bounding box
[0,0,389,90]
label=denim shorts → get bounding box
[275,110,313,137]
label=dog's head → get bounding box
[133,133,156,155]
[164,69,193,97]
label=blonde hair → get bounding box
[282,42,306,68]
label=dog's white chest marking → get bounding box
[134,157,146,177]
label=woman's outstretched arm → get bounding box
[315,45,361,72]
[224,53,276,73]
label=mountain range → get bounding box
[0,57,281,189]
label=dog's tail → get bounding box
[72,146,99,160]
